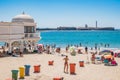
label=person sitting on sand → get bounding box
[111,52,114,60]
[19,51,23,57]
[56,47,61,54]
[111,58,117,66]
[101,55,105,63]
[12,50,18,57]
[78,49,82,54]
[63,56,69,73]
[0,51,3,57]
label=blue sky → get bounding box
[0,0,120,28]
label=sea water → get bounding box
[38,30,120,48]
[0,30,120,48]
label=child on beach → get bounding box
[63,56,69,73]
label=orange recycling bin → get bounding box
[53,77,63,80]
[79,61,84,67]
[34,65,41,73]
[70,63,76,74]
[48,61,54,65]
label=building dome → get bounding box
[12,12,34,23]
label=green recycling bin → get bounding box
[11,70,18,80]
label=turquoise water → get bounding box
[38,30,120,48]
[0,30,120,48]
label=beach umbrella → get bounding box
[90,50,97,54]
[69,46,76,56]
[114,50,120,54]
[77,47,84,50]
[38,44,43,46]
[69,46,75,52]
[38,44,43,48]
[104,54,112,59]
[113,50,120,57]
[99,50,113,55]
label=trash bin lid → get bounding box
[79,61,84,62]
[19,66,25,69]
[11,70,19,73]
[70,63,76,65]
[34,65,41,67]
[24,65,31,67]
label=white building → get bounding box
[0,12,40,53]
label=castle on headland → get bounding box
[57,21,115,30]
[37,21,115,31]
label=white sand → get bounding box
[1,49,120,80]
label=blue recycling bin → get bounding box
[24,65,31,76]
[11,70,19,80]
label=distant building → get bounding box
[85,24,88,28]
[0,12,40,53]
[96,21,98,28]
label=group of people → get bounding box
[37,44,61,54]
[11,50,23,57]
[0,49,23,57]
[91,51,117,66]
[0,46,7,57]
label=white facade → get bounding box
[0,12,40,53]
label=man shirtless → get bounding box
[63,56,69,73]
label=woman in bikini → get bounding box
[63,56,69,73]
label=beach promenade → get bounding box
[1,48,120,80]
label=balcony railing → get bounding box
[0,33,40,41]
[24,33,40,38]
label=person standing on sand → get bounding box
[66,47,68,53]
[85,46,88,54]
[63,56,69,73]
[91,53,96,64]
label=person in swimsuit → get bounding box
[91,53,95,64]
[63,56,69,73]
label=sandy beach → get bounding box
[0,48,120,80]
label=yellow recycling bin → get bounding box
[19,66,25,79]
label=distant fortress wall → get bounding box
[57,26,115,30]
[36,26,115,31]
[77,27,115,30]
[37,21,115,31]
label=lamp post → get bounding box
[8,23,12,54]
